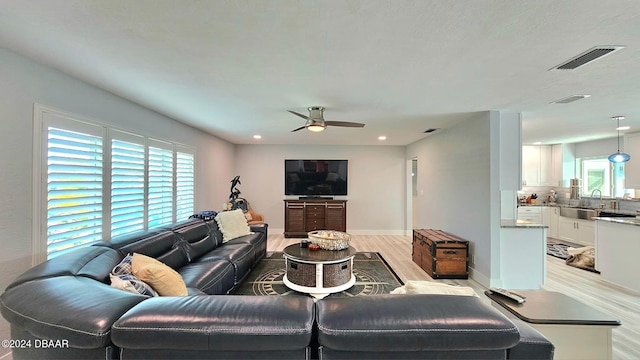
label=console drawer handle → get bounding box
[443,250,458,255]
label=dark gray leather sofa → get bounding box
[1,217,553,360]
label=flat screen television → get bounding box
[285,159,348,196]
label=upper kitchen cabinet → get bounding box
[551,143,576,187]
[522,145,552,187]
[624,132,640,189]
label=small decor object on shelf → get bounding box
[308,230,351,251]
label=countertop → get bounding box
[595,216,640,227]
[501,219,547,228]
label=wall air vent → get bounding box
[550,46,625,70]
[550,94,591,104]
[423,128,439,133]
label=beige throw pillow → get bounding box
[215,209,251,242]
[391,280,478,297]
[131,253,188,296]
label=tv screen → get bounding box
[285,160,348,196]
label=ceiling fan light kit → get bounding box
[608,116,631,163]
[288,106,365,133]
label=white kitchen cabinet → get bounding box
[522,145,553,187]
[543,206,559,238]
[550,143,577,187]
[558,216,595,246]
[518,206,542,224]
[624,132,640,188]
[596,220,640,293]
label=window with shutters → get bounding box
[37,106,196,260]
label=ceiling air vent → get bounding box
[551,94,591,104]
[550,46,625,70]
[423,128,439,133]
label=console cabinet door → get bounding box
[325,202,346,231]
[285,202,305,236]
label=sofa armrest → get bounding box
[112,295,314,352]
[506,317,555,359]
[316,294,520,352]
[0,276,145,348]
[250,222,268,235]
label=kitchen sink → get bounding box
[560,207,597,220]
[560,207,636,220]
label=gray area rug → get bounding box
[231,251,403,297]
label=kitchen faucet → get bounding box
[590,189,603,208]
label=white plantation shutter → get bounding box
[47,126,104,258]
[111,131,145,237]
[37,107,197,260]
[148,140,174,227]
[176,150,195,221]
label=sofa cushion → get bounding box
[179,260,235,295]
[132,253,188,296]
[112,295,315,351]
[167,219,218,261]
[198,244,255,285]
[215,209,251,242]
[113,231,189,270]
[316,294,520,352]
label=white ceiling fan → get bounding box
[288,106,365,132]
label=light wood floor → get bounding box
[268,234,640,360]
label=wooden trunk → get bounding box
[412,229,469,279]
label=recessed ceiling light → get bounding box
[378,136,387,141]
[533,141,542,145]
[253,135,262,139]
[616,126,630,131]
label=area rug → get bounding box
[231,251,403,297]
[546,242,599,273]
[547,243,570,260]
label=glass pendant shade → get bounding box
[608,151,630,163]
[608,116,630,163]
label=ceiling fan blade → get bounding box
[291,125,307,132]
[287,110,310,120]
[325,121,365,128]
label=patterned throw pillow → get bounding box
[110,254,158,297]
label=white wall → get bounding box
[406,111,505,286]
[234,144,406,234]
[0,48,235,357]
[574,137,618,158]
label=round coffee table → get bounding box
[282,244,357,299]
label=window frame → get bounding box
[33,104,196,262]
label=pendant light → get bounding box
[608,116,631,163]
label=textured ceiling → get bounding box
[1,0,640,146]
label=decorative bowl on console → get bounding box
[307,230,351,250]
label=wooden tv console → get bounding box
[284,199,347,238]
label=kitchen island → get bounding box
[595,217,640,294]
[499,220,547,290]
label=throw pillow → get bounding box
[215,209,251,242]
[391,280,478,297]
[110,273,159,297]
[110,254,158,297]
[131,253,188,296]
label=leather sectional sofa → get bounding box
[1,218,554,359]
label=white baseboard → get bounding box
[469,266,492,289]
[267,229,407,236]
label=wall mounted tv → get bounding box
[285,159,348,196]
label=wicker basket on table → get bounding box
[307,230,351,251]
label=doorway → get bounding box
[406,158,418,234]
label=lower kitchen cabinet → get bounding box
[558,216,595,246]
[543,206,559,239]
